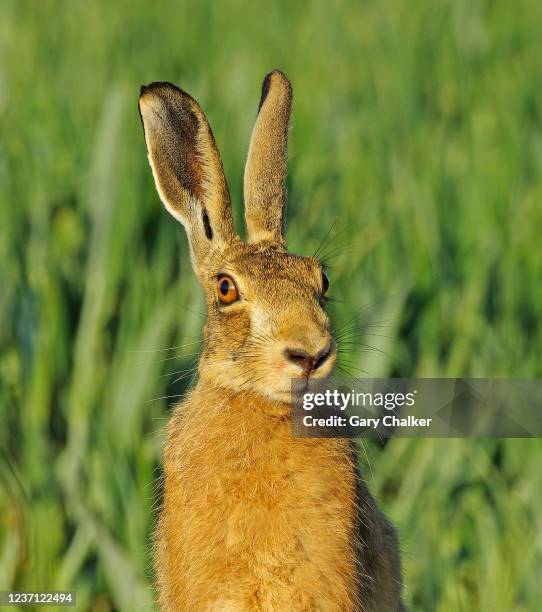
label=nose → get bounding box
[284,343,333,376]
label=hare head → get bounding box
[139,71,336,402]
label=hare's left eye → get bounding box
[216,275,238,304]
[322,271,330,295]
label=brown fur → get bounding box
[244,71,291,245]
[139,70,404,611]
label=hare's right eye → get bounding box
[216,275,238,304]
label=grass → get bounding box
[1,0,542,609]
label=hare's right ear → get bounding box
[139,82,235,271]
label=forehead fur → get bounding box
[208,239,322,287]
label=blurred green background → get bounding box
[1,0,542,610]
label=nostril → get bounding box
[284,344,333,375]
[314,344,332,371]
[284,348,314,373]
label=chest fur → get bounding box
[171,407,354,539]
[158,393,359,609]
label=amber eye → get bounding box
[216,275,238,304]
[322,270,330,295]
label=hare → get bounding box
[139,70,404,611]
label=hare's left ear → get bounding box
[244,70,292,246]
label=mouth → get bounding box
[267,371,330,404]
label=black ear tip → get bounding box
[139,81,199,110]
[140,83,159,100]
[258,74,272,111]
[139,81,182,95]
[258,70,291,111]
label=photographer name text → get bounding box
[301,389,432,430]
